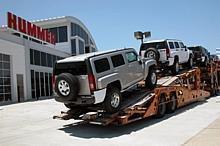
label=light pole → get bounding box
[134,31,151,44]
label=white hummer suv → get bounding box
[140,39,193,74]
[53,48,157,114]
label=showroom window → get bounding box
[30,49,63,68]
[31,70,36,98]
[31,70,53,99]
[79,40,85,54]
[71,23,89,44]
[48,26,68,43]
[0,53,11,102]
[71,39,76,55]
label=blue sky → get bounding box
[0,0,219,53]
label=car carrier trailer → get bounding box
[53,63,218,126]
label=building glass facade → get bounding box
[0,53,11,102]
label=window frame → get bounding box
[168,42,175,49]
[126,51,138,63]
[94,58,110,73]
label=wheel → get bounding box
[166,94,177,113]
[145,67,157,89]
[104,87,122,113]
[171,58,179,75]
[144,48,160,62]
[155,94,166,118]
[55,73,79,102]
[187,55,193,68]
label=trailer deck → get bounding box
[53,65,218,125]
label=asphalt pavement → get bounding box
[0,96,220,146]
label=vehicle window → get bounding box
[174,42,180,48]
[94,58,110,73]
[179,42,185,48]
[140,42,166,51]
[126,52,137,63]
[169,42,175,49]
[111,54,125,67]
[54,61,88,75]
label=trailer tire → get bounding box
[155,94,166,118]
[166,94,177,113]
[145,67,157,89]
[104,87,122,113]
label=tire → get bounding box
[144,48,160,62]
[104,87,122,113]
[145,67,157,89]
[55,73,79,102]
[166,94,177,113]
[171,58,179,75]
[155,95,166,118]
[187,54,193,68]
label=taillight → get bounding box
[166,48,170,58]
[88,74,96,93]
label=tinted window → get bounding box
[58,26,67,42]
[140,42,167,51]
[94,58,110,73]
[49,28,58,43]
[111,54,125,67]
[40,72,45,96]
[31,70,35,98]
[3,54,10,62]
[71,39,76,55]
[79,40,85,54]
[55,62,88,75]
[169,42,175,49]
[35,72,40,98]
[47,53,52,67]
[41,52,47,66]
[30,49,34,64]
[174,42,180,48]
[34,50,40,65]
[126,52,137,63]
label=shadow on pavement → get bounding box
[58,100,207,138]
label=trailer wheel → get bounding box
[166,94,177,113]
[104,87,122,113]
[145,67,157,89]
[155,95,166,118]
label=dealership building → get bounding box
[0,12,97,104]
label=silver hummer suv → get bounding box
[53,48,157,113]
